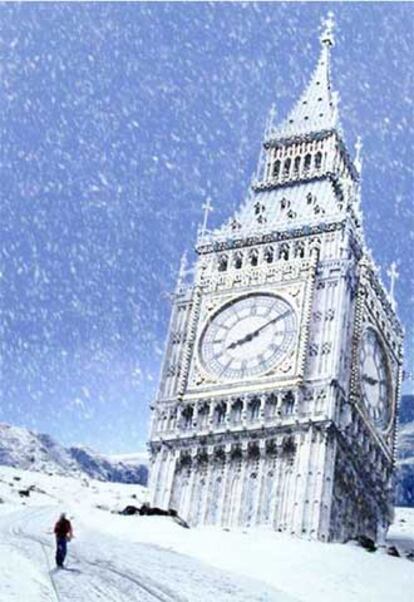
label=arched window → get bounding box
[296,243,305,259]
[182,406,194,429]
[249,398,261,421]
[304,153,312,174]
[249,250,258,267]
[234,253,243,270]
[198,403,209,429]
[265,396,277,419]
[283,158,291,178]
[279,244,289,261]
[266,439,278,457]
[294,156,301,177]
[215,402,226,426]
[218,254,228,272]
[248,443,260,460]
[315,151,322,170]
[273,160,281,179]
[231,400,243,424]
[282,392,295,416]
[264,246,274,263]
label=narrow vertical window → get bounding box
[315,151,322,170]
[234,253,243,269]
[273,160,281,179]
[264,246,274,263]
[218,255,228,272]
[294,156,301,177]
[304,153,312,174]
[283,158,291,178]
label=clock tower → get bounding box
[148,15,404,542]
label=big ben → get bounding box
[148,14,404,542]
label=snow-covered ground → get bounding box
[0,466,413,602]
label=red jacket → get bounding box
[54,518,73,539]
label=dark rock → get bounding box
[386,546,400,557]
[356,535,376,552]
[120,505,140,516]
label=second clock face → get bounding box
[199,293,297,381]
[359,327,392,432]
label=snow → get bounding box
[0,466,413,601]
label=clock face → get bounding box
[359,327,392,431]
[199,293,297,381]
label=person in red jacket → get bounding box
[54,513,73,568]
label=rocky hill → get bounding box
[0,422,148,485]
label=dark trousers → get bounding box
[55,537,67,567]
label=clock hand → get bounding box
[227,310,291,350]
[251,310,291,338]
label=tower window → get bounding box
[249,250,258,267]
[264,246,274,263]
[283,158,291,178]
[182,406,194,429]
[234,253,243,269]
[231,400,243,423]
[304,154,312,174]
[218,255,228,272]
[315,151,322,169]
[273,160,281,179]
[279,244,289,261]
[296,243,305,258]
[294,156,301,177]
[249,398,261,421]
[198,403,209,428]
[215,403,226,426]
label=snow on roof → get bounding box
[214,179,341,239]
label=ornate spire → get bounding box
[271,13,339,141]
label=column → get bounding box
[163,449,179,510]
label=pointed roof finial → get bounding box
[320,11,335,48]
[199,197,214,237]
[354,136,363,174]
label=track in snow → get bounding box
[0,506,288,602]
